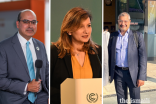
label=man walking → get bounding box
[108,12,147,104]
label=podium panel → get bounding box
[61,78,102,104]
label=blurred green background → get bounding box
[51,0,102,45]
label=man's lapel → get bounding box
[112,32,118,61]
[128,30,134,62]
[128,30,134,49]
[32,38,43,78]
[11,34,30,78]
[32,38,42,60]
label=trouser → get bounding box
[114,67,140,104]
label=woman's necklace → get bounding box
[76,53,79,56]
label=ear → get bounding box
[16,21,20,29]
[68,32,72,35]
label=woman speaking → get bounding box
[51,7,101,104]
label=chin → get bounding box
[84,38,90,41]
[120,28,126,31]
[26,33,35,36]
[82,40,90,43]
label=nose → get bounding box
[28,22,33,27]
[84,26,89,34]
[121,21,125,25]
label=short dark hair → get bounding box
[17,12,22,21]
[17,9,36,21]
[104,26,109,30]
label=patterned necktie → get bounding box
[26,41,37,103]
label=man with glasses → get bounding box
[0,9,49,104]
[108,12,147,104]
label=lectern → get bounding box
[61,78,102,104]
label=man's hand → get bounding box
[27,79,41,92]
[137,80,144,87]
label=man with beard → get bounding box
[0,9,49,104]
[108,12,147,104]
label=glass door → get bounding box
[129,0,145,34]
[116,0,145,34]
[147,0,156,60]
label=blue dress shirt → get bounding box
[116,29,129,67]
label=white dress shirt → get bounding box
[103,31,110,46]
[17,32,40,95]
[103,31,110,86]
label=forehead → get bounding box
[119,15,129,20]
[20,11,36,20]
[80,17,91,24]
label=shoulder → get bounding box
[32,38,47,51]
[0,37,12,46]
[51,44,59,57]
[107,32,110,35]
[51,44,58,52]
[110,31,118,38]
[131,30,142,35]
[131,30,143,39]
[50,44,60,65]
[0,33,16,44]
[96,45,101,52]
[0,34,16,49]
[94,45,101,58]
[136,31,143,37]
[32,38,44,45]
[108,31,118,42]
[110,31,118,36]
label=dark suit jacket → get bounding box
[0,33,49,104]
[108,30,147,87]
[50,45,102,104]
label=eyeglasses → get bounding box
[118,20,129,23]
[19,19,38,25]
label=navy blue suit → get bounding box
[108,30,147,104]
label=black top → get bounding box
[50,45,102,104]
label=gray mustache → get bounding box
[120,25,127,27]
[26,28,34,31]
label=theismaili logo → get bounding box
[86,93,98,103]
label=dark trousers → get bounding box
[114,67,140,104]
[23,91,48,104]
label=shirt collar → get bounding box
[17,32,33,46]
[118,28,130,37]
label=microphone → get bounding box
[35,60,42,96]
[35,60,43,81]
[90,47,102,68]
